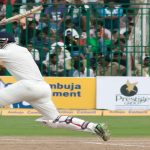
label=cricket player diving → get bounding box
[0,31,110,141]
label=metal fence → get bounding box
[0,1,150,77]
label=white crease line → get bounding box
[83,141,150,148]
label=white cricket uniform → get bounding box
[0,43,59,120]
[0,43,108,139]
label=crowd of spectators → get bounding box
[0,0,148,77]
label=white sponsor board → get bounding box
[96,76,150,110]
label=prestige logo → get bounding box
[116,80,150,106]
[120,80,138,97]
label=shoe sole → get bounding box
[94,123,110,141]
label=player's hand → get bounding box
[0,18,7,25]
[0,17,18,25]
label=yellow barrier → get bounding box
[1,109,102,116]
[1,108,150,116]
[0,76,96,109]
[102,110,150,116]
[44,77,96,109]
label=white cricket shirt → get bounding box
[0,43,43,81]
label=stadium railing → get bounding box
[0,1,149,77]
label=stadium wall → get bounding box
[0,76,96,109]
[1,76,150,116]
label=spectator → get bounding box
[73,61,95,77]
[114,0,130,14]
[33,28,55,65]
[20,20,39,46]
[134,56,150,77]
[0,1,6,19]
[104,0,130,12]
[43,42,71,76]
[64,28,79,40]
[67,0,90,32]
[47,53,64,76]
[34,28,51,47]
[96,0,123,30]
[90,53,101,75]
[95,19,112,55]
[64,29,84,57]
[97,55,126,76]
[0,0,16,30]
[28,43,40,68]
[12,22,21,43]
[112,30,119,43]
[50,42,71,63]
[112,50,127,68]
[44,0,67,32]
[114,38,126,52]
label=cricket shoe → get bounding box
[94,123,110,141]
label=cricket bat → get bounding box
[0,5,43,25]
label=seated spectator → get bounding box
[113,38,126,52]
[95,20,112,55]
[96,0,123,30]
[113,0,130,14]
[0,1,6,19]
[87,36,99,56]
[97,55,126,76]
[13,0,24,13]
[47,54,64,76]
[90,53,103,75]
[43,42,72,76]
[134,56,150,77]
[112,50,127,68]
[63,20,86,54]
[112,30,120,43]
[64,28,79,40]
[104,0,130,12]
[67,0,90,32]
[20,20,39,46]
[82,0,97,4]
[44,0,67,32]
[73,61,95,77]
[50,42,71,63]
[28,43,40,68]
[64,29,84,56]
[34,28,51,47]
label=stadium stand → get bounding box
[0,0,149,77]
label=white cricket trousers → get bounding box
[0,80,59,120]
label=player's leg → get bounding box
[36,114,110,141]
[0,80,37,106]
[30,96,110,141]
[30,98,59,120]
[0,80,54,107]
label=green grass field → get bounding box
[0,116,150,137]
